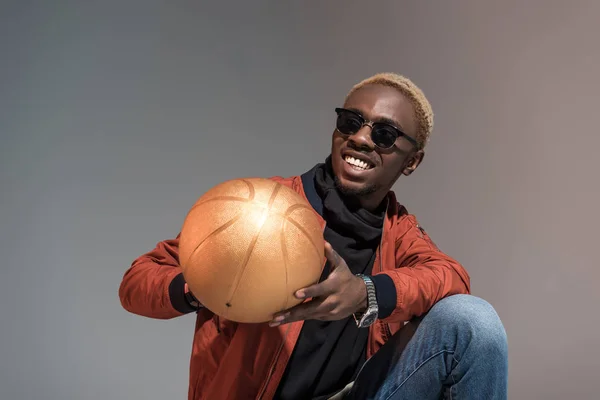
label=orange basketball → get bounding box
[179,178,325,323]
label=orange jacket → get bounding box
[119,172,471,400]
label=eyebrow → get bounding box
[346,107,405,132]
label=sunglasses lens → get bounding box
[372,125,398,148]
[336,111,362,135]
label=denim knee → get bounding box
[428,294,508,359]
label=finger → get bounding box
[324,241,336,264]
[270,299,329,326]
[295,280,334,300]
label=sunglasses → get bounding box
[334,108,418,149]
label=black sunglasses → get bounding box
[334,107,418,149]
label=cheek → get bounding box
[332,130,343,143]
[380,154,408,180]
[331,131,346,151]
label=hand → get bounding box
[269,241,367,327]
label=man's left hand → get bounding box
[269,241,367,327]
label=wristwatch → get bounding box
[353,274,379,328]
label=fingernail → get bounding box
[273,315,285,322]
[295,290,305,299]
[269,321,280,327]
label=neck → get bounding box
[336,186,388,213]
[357,192,388,213]
[318,156,388,214]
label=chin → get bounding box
[331,153,376,197]
[334,175,377,197]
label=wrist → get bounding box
[353,274,379,328]
[169,273,200,314]
[184,282,201,309]
[355,276,368,312]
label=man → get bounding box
[119,73,508,399]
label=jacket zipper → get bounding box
[257,324,291,400]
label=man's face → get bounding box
[331,84,423,205]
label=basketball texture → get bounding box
[179,178,325,323]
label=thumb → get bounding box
[324,241,346,271]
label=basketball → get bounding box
[178,178,325,323]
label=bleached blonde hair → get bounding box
[346,73,434,150]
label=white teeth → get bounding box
[344,156,372,171]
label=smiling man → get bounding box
[119,73,508,400]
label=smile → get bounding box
[344,155,374,171]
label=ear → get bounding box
[402,150,424,176]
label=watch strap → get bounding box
[184,282,201,310]
[358,275,377,308]
[354,274,378,326]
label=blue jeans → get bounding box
[346,295,508,399]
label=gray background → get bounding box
[1,1,599,399]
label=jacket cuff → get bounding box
[370,273,397,319]
[168,273,198,314]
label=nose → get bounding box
[347,123,375,151]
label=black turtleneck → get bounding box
[274,158,394,400]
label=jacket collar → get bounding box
[300,163,324,217]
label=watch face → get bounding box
[362,312,378,327]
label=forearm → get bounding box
[118,237,201,319]
[374,261,470,323]
[371,217,471,323]
[119,264,182,319]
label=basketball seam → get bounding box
[278,203,323,313]
[181,179,256,270]
[225,182,283,307]
[187,178,255,214]
[188,197,314,222]
[283,217,322,262]
[241,179,255,200]
[188,196,250,212]
[181,213,244,269]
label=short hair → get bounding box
[345,73,434,150]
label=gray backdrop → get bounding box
[2,1,599,399]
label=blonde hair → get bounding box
[346,73,434,150]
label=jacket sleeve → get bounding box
[374,216,471,324]
[119,235,200,319]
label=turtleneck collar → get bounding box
[313,156,385,245]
